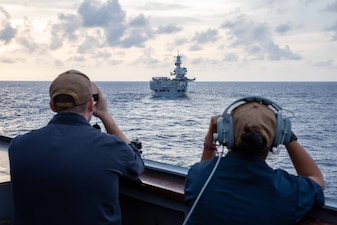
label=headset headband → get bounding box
[222,96,283,117]
[215,96,292,148]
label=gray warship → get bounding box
[150,54,196,97]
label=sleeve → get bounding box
[295,176,325,220]
[184,166,196,206]
[121,143,145,181]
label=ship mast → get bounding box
[174,52,187,79]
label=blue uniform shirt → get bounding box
[184,151,324,225]
[9,112,144,225]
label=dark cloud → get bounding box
[104,23,124,46]
[192,28,219,44]
[324,21,337,41]
[323,0,337,12]
[174,38,188,45]
[223,53,238,62]
[267,43,301,60]
[78,0,125,27]
[54,59,64,67]
[191,57,218,65]
[49,13,81,50]
[0,7,37,53]
[50,0,153,51]
[221,14,301,60]
[95,50,112,59]
[119,29,148,48]
[275,23,293,34]
[191,57,204,64]
[189,44,202,51]
[312,59,335,67]
[132,48,159,65]
[71,55,86,62]
[129,14,147,27]
[118,14,154,48]
[0,56,16,63]
[0,7,17,43]
[321,1,337,41]
[77,33,103,53]
[15,18,37,52]
[117,14,154,47]
[156,24,182,34]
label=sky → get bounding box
[0,0,337,81]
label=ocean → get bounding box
[0,81,336,199]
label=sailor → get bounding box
[9,70,144,225]
[184,97,324,225]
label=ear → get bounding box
[88,98,94,113]
[50,100,57,112]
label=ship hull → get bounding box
[150,79,189,97]
[149,54,195,97]
[0,135,337,225]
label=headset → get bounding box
[213,96,292,148]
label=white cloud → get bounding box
[0,0,336,81]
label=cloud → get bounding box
[95,50,112,59]
[174,37,188,46]
[221,14,301,60]
[49,13,82,50]
[15,18,37,52]
[191,57,218,65]
[323,0,337,12]
[192,28,220,44]
[129,14,147,27]
[78,0,125,27]
[71,55,86,62]
[223,53,238,62]
[79,0,154,47]
[274,23,293,34]
[49,0,154,50]
[132,47,159,65]
[120,14,154,48]
[0,56,16,63]
[54,59,64,67]
[0,6,17,43]
[324,21,337,41]
[140,2,186,11]
[312,59,336,67]
[77,32,104,53]
[322,0,337,40]
[0,7,37,53]
[189,44,202,51]
[156,24,182,34]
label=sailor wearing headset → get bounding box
[183,96,324,225]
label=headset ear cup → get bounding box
[282,118,292,145]
[273,112,292,147]
[225,115,234,148]
[218,114,234,148]
[216,117,224,145]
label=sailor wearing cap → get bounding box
[9,70,144,225]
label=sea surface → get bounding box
[0,81,336,199]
